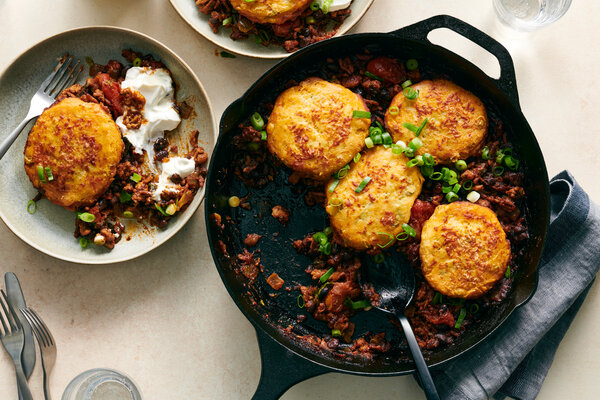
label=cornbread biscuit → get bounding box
[385,79,487,164]
[325,146,423,250]
[229,0,312,25]
[267,77,371,180]
[420,202,511,299]
[24,97,124,210]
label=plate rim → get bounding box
[0,25,218,265]
[168,0,375,59]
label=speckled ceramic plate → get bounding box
[168,0,374,59]
[0,26,216,264]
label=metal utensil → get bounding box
[21,308,56,400]
[0,290,33,400]
[360,254,440,400]
[5,273,36,379]
[0,54,81,160]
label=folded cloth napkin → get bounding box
[428,170,600,400]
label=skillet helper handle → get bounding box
[391,14,521,110]
[252,327,329,400]
[398,315,440,400]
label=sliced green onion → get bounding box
[123,211,134,218]
[382,132,393,146]
[415,118,428,136]
[365,137,374,148]
[353,153,361,163]
[329,198,343,207]
[446,191,459,202]
[374,253,385,263]
[496,150,505,164]
[402,223,416,238]
[420,165,433,178]
[320,267,335,283]
[79,237,89,248]
[403,87,419,100]
[504,155,519,170]
[355,176,371,193]
[353,110,371,119]
[321,0,332,13]
[131,173,142,183]
[406,158,420,168]
[165,203,177,215]
[260,131,267,141]
[365,71,383,81]
[222,17,233,26]
[455,308,467,329]
[481,146,490,160]
[44,167,54,181]
[257,30,270,44]
[37,165,46,183]
[388,105,400,115]
[297,294,305,308]
[406,59,419,70]
[467,190,480,203]
[423,153,435,166]
[453,183,462,193]
[349,299,371,310]
[462,180,474,191]
[432,292,443,305]
[401,80,412,89]
[319,242,332,255]
[335,165,350,179]
[373,133,383,145]
[313,232,328,245]
[442,184,452,194]
[310,1,320,11]
[27,200,37,214]
[78,212,95,223]
[445,170,458,185]
[396,231,409,241]
[323,227,333,237]
[455,160,467,172]
[376,232,394,248]
[250,112,265,131]
[331,329,342,337]
[391,142,405,155]
[133,57,142,67]
[120,191,132,203]
[328,179,340,193]
[430,172,443,181]
[470,303,480,314]
[493,166,505,176]
[408,137,423,150]
[505,265,511,279]
[369,126,382,137]
[155,203,168,216]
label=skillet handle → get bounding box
[391,15,521,110]
[252,327,329,400]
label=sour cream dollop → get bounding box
[319,0,352,12]
[116,67,181,157]
[153,157,196,201]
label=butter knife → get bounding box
[5,273,35,380]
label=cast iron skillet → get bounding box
[205,15,550,399]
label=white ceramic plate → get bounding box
[0,26,216,264]
[169,0,374,59]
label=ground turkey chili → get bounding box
[213,52,529,358]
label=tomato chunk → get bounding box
[366,57,405,84]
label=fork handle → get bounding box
[43,366,52,400]
[15,361,33,400]
[0,115,35,160]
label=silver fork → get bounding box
[0,54,82,160]
[21,307,56,400]
[0,290,33,400]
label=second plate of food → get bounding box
[0,26,216,264]
[169,0,375,58]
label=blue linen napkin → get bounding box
[430,171,600,400]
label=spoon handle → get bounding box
[398,314,440,400]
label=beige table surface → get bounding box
[0,1,599,399]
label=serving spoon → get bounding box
[360,254,440,400]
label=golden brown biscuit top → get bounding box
[229,0,312,24]
[326,146,423,250]
[385,79,488,164]
[266,77,370,180]
[24,97,124,210]
[419,201,511,299]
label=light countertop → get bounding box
[1,1,599,399]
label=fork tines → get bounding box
[21,308,54,348]
[0,290,21,335]
[40,54,83,97]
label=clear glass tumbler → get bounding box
[493,0,572,31]
[62,369,142,400]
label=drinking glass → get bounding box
[62,369,142,400]
[493,0,572,31]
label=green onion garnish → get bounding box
[455,160,467,171]
[406,158,421,168]
[462,180,474,190]
[155,204,168,216]
[79,237,89,248]
[392,142,405,155]
[423,153,435,166]
[251,112,265,131]
[222,17,233,26]
[353,153,361,163]
[403,118,428,136]
[37,166,46,183]
[319,242,332,255]
[382,132,393,147]
[420,165,433,178]
[406,59,419,70]
[313,232,328,245]
[408,137,423,150]
[328,179,340,193]
[257,30,270,44]
[353,110,371,119]
[297,294,305,308]
[335,165,350,179]
[374,253,385,263]
[446,192,459,202]
[454,308,467,329]
[355,176,372,193]
[373,133,383,145]
[320,267,335,283]
[403,87,419,100]
[401,80,412,89]
[402,223,416,238]
[504,155,519,170]
[120,191,132,203]
[365,137,374,148]
[493,166,505,176]
[481,146,490,160]
[430,172,443,181]
[27,200,37,214]
[442,184,452,194]
[133,58,142,67]
[470,303,480,314]
[310,1,320,11]
[505,265,511,279]
[365,71,383,81]
[131,173,142,183]
[496,150,505,164]
[453,183,462,193]
[323,226,333,237]
[329,198,343,207]
[388,105,400,116]
[376,232,394,248]
[260,131,267,141]
[44,167,54,181]
[432,292,443,305]
[348,299,371,310]
[78,212,95,223]
[321,0,332,13]
[123,211,134,218]
[331,329,342,337]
